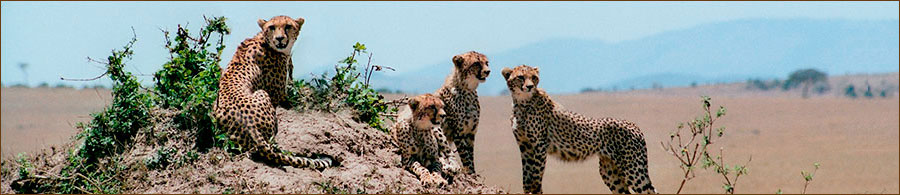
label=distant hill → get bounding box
[366,18,899,95]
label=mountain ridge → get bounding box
[362,18,898,94]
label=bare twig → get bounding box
[60,72,109,82]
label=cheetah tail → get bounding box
[259,140,334,169]
[248,126,335,169]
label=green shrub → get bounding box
[845,85,857,98]
[292,42,396,132]
[662,96,751,194]
[77,35,152,164]
[154,16,231,150]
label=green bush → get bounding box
[153,16,231,150]
[662,96,751,194]
[291,42,396,132]
[77,35,152,164]
[845,85,858,98]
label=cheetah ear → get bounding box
[502,67,513,79]
[295,17,305,26]
[408,97,420,111]
[452,55,465,68]
[257,19,267,29]
[533,66,539,75]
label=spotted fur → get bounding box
[435,51,491,175]
[393,94,462,187]
[502,65,656,194]
[214,16,333,169]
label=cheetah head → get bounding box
[452,51,491,90]
[408,94,447,130]
[502,65,540,102]
[258,15,305,54]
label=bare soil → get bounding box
[0,107,503,194]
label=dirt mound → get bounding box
[1,108,504,194]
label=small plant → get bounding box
[314,179,351,194]
[661,96,751,194]
[293,42,397,132]
[800,162,820,194]
[845,85,858,98]
[863,83,874,98]
[145,148,176,169]
[16,153,33,179]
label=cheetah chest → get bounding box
[441,89,479,135]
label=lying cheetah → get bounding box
[214,16,332,169]
[393,94,462,186]
[434,51,490,175]
[501,65,656,194]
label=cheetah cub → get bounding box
[435,51,490,175]
[393,94,462,187]
[502,65,656,194]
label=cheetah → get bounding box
[393,94,462,187]
[501,65,656,194]
[214,16,332,169]
[433,51,490,175]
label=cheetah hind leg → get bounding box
[625,153,656,194]
[599,156,630,194]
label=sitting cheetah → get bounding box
[214,16,332,169]
[434,51,490,175]
[501,65,656,194]
[393,94,462,186]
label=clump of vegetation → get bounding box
[289,42,397,132]
[33,32,148,194]
[783,69,829,98]
[153,16,230,150]
[844,84,858,98]
[661,96,751,194]
[75,34,152,164]
[15,17,231,194]
[745,78,782,91]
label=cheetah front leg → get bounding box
[518,139,548,194]
[436,129,462,176]
[409,161,447,187]
[452,133,476,175]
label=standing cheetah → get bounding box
[435,51,491,175]
[501,65,656,194]
[392,94,462,186]
[214,16,332,169]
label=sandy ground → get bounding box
[471,94,898,194]
[2,73,898,193]
[1,87,110,157]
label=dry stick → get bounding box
[364,52,373,87]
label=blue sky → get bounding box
[2,1,898,87]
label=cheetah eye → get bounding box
[517,75,524,80]
[285,25,293,30]
[268,25,275,30]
